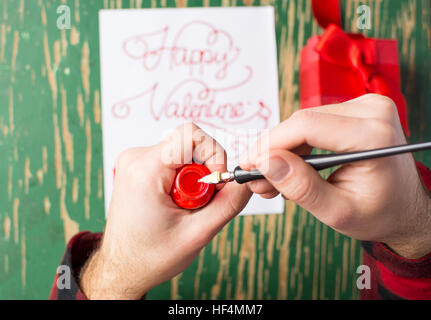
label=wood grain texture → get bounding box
[0,0,429,299]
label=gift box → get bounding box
[300,0,409,135]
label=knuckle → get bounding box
[116,148,151,182]
[126,158,146,180]
[291,109,315,123]
[116,149,133,170]
[369,94,398,118]
[289,109,302,121]
[166,122,198,143]
[367,119,397,146]
[361,93,382,101]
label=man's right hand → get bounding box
[241,94,431,259]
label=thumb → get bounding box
[194,182,252,239]
[256,149,343,219]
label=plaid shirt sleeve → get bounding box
[49,231,102,300]
[361,161,431,300]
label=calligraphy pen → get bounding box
[197,141,431,184]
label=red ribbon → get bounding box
[308,0,409,134]
[315,24,409,135]
[311,0,342,28]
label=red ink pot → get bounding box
[170,163,215,210]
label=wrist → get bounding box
[79,247,147,300]
[386,188,431,259]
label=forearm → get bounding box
[50,231,147,300]
[79,247,145,300]
[385,186,431,259]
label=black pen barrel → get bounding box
[233,166,263,184]
[233,142,431,183]
[302,142,431,171]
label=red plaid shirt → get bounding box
[49,162,431,300]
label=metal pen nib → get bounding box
[198,171,234,184]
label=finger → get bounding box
[159,122,225,169]
[158,122,198,169]
[240,142,312,171]
[248,179,277,195]
[158,122,227,191]
[192,128,227,191]
[311,94,401,125]
[241,94,404,170]
[114,147,148,176]
[256,149,351,227]
[259,190,280,199]
[112,147,179,199]
[244,111,399,170]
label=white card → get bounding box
[99,7,284,215]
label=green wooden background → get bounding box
[0,0,430,299]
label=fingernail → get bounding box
[259,156,290,182]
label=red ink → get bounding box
[123,21,240,79]
[123,26,169,71]
[170,21,240,79]
[113,20,274,163]
[170,163,215,210]
[115,21,273,130]
[111,70,271,130]
[181,171,203,194]
[112,83,158,119]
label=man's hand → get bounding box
[80,123,252,299]
[241,94,431,259]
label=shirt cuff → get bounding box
[49,231,102,300]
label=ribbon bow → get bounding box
[314,23,409,135]
[308,0,409,135]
